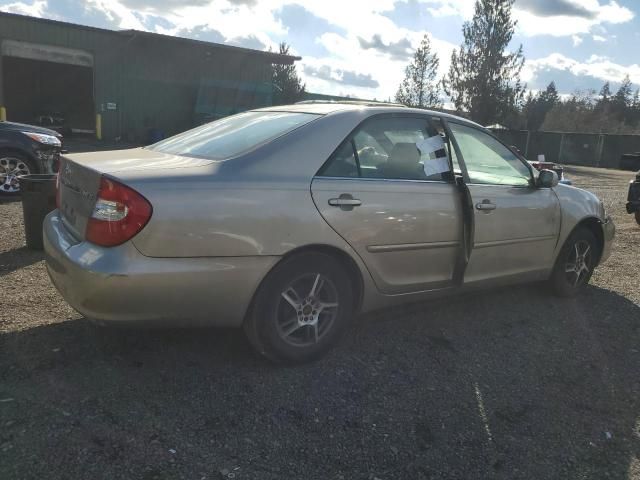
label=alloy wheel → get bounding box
[565,239,593,287]
[0,157,31,193]
[276,273,339,347]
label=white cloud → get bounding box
[301,28,457,99]
[416,0,474,19]
[85,0,146,29]
[592,34,607,41]
[3,0,637,100]
[523,52,640,86]
[0,0,46,16]
[83,0,286,44]
[402,0,635,38]
[514,0,634,37]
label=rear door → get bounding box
[311,114,464,295]
[446,121,561,283]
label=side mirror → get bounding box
[537,169,559,188]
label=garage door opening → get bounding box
[2,53,94,134]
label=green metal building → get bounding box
[0,11,298,141]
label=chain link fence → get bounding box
[491,129,640,169]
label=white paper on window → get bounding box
[416,135,450,177]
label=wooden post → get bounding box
[558,133,565,163]
[0,107,6,122]
[524,130,531,158]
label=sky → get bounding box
[1,0,638,102]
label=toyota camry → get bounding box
[45,102,615,363]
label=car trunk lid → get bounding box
[57,148,216,240]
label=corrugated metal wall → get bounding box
[0,13,275,141]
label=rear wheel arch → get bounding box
[279,245,364,314]
[247,244,364,323]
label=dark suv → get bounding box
[627,169,640,225]
[0,121,63,194]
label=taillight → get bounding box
[85,176,152,247]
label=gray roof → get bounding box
[256,102,484,128]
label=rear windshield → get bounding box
[148,111,320,159]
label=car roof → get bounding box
[253,102,485,129]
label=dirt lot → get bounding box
[1,166,639,480]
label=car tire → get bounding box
[635,211,640,226]
[0,152,37,195]
[244,252,355,364]
[549,227,599,297]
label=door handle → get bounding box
[475,200,496,211]
[328,194,362,210]
[329,198,362,207]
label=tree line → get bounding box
[520,78,640,134]
[394,0,639,134]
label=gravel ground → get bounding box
[0,166,639,480]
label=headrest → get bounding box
[388,142,419,167]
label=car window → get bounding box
[318,116,454,182]
[353,130,388,174]
[149,111,320,160]
[449,123,532,186]
[357,117,452,181]
[356,117,424,180]
[319,141,358,177]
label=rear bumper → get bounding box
[600,216,615,264]
[43,211,278,327]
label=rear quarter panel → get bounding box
[130,177,354,258]
[126,110,368,258]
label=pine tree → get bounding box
[599,82,612,101]
[271,43,305,105]
[613,75,633,107]
[395,34,442,108]
[611,75,635,123]
[444,0,525,125]
[631,88,640,126]
[540,81,559,105]
[523,82,561,130]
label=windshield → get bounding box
[149,111,320,159]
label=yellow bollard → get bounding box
[96,113,102,140]
[0,106,6,122]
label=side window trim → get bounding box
[425,115,458,182]
[445,119,534,187]
[351,138,362,177]
[442,118,470,183]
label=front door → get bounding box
[447,121,561,283]
[311,115,464,294]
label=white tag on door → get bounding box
[416,135,449,176]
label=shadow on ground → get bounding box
[0,247,43,277]
[1,285,639,479]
